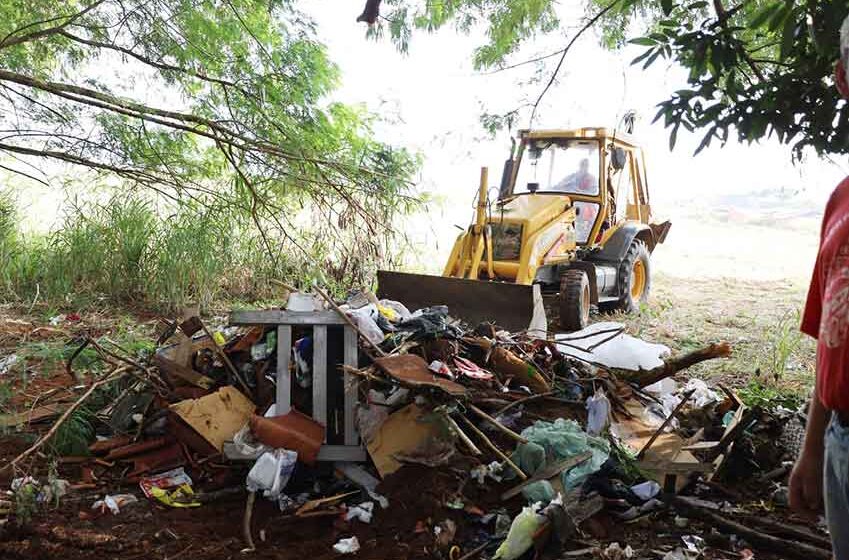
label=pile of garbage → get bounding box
[0,290,828,560]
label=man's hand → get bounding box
[789,449,824,514]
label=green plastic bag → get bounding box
[505,441,546,481]
[521,480,555,504]
[520,418,610,489]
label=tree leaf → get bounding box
[629,37,657,46]
[749,2,781,29]
[661,0,673,16]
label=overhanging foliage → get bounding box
[363,0,849,156]
[0,0,419,270]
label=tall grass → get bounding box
[0,193,330,312]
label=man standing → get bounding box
[790,16,849,559]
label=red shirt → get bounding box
[802,177,849,411]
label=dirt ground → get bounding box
[0,273,819,559]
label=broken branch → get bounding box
[456,412,527,480]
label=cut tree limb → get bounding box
[616,342,732,387]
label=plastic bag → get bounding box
[92,493,138,514]
[246,449,297,499]
[519,418,610,489]
[521,480,555,504]
[586,389,611,435]
[379,299,412,322]
[506,441,546,480]
[631,480,661,501]
[493,503,545,560]
[347,304,384,345]
[683,379,721,408]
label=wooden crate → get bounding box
[230,309,365,461]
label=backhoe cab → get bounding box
[378,127,671,332]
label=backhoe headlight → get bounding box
[491,223,523,261]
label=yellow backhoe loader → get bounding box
[378,127,671,332]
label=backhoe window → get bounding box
[514,140,600,196]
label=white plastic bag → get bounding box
[586,390,611,435]
[378,299,412,322]
[92,493,138,515]
[493,503,545,560]
[246,449,297,498]
[683,379,722,408]
[347,304,384,345]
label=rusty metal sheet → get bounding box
[377,270,543,332]
[373,354,466,396]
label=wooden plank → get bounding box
[343,326,358,446]
[317,444,368,462]
[313,325,328,435]
[276,325,292,415]
[229,309,346,326]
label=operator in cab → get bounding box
[554,157,596,193]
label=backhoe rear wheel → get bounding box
[616,239,651,313]
[559,270,590,331]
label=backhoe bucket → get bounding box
[377,270,547,334]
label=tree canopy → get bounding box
[0,0,418,276]
[362,0,849,156]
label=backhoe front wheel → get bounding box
[616,239,651,313]
[559,270,590,331]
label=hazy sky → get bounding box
[303,0,847,260]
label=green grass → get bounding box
[762,308,805,380]
[738,379,806,410]
[0,192,343,312]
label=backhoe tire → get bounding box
[559,270,590,332]
[615,239,651,313]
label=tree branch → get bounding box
[57,30,244,92]
[0,0,107,50]
[529,0,622,126]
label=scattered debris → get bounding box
[0,294,824,560]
